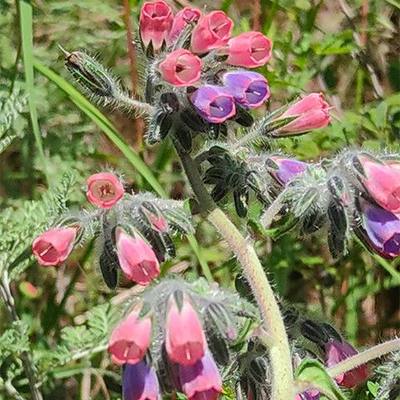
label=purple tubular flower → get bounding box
[178,350,222,400]
[295,390,320,400]
[123,361,160,400]
[268,156,308,185]
[190,85,236,124]
[358,198,400,259]
[222,71,270,109]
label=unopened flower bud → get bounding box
[64,50,116,98]
[266,156,308,186]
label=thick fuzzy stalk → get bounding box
[174,141,295,400]
[328,338,400,379]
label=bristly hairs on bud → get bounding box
[373,349,400,399]
[60,46,154,117]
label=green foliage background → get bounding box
[0,0,399,398]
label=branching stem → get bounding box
[173,140,294,400]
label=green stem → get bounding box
[173,142,294,400]
[327,338,400,379]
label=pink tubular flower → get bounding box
[116,228,160,285]
[279,93,331,134]
[139,1,173,51]
[325,340,368,388]
[123,361,160,400]
[108,306,152,365]
[165,293,207,365]
[32,227,77,266]
[178,350,222,400]
[190,85,236,123]
[226,31,272,68]
[356,156,400,213]
[167,7,202,45]
[159,49,202,87]
[191,11,233,54]
[86,172,124,209]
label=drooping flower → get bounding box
[167,7,202,45]
[325,339,368,388]
[222,71,270,109]
[178,350,222,400]
[123,361,160,400]
[32,227,77,266]
[226,31,272,68]
[159,49,202,87]
[190,85,236,123]
[108,306,152,365]
[278,93,331,135]
[355,155,400,213]
[165,293,207,366]
[267,156,308,186]
[191,11,233,54]
[86,172,124,209]
[356,198,400,259]
[139,1,173,51]
[116,228,160,285]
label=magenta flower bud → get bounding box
[86,172,124,209]
[123,361,160,400]
[159,49,202,87]
[178,350,222,400]
[222,71,270,109]
[325,340,368,388]
[190,85,236,124]
[279,93,331,134]
[356,155,400,213]
[268,156,308,185]
[116,228,160,285]
[191,11,233,54]
[358,198,400,259]
[226,31,272,68]
[295,390,320,400]
[167,7,202,44]
[139,1,173,51]
[108,306,152,365]
[165,293,207,366]
[32,227,77,267]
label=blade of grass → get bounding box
[33,60,213,281]
[18,0,49,182]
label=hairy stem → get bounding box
[328,338,400,379]
[0,272,43,400]
[173,141,294,400]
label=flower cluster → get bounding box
[107,279,251,400]
[32,172,192,288]
[242,150,400,260]
[141,1,272,126]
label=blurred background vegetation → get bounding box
[0,0,399,398]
